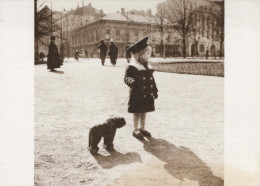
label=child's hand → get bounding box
[131,80,136,88]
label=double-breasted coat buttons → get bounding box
[143,77,146,80]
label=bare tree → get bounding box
[164,0,195,58]
[190,11,203,57]
[154,4,167,57]
[34,0,62,64]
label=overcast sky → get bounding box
[40,0,166,14]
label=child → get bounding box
[124,37,158,140]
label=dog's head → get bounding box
[106,116,126,128]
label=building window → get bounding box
[91,31,94,42]
[143,31,147,37]
[106,29,110,37]
[134,31,138,41]
[116,30,120,40]
[167,34,171,42]
[207,29,210,39]
[125,31,130,41]
[199,44,205,53]
[87,31,90,42]
[96,30,99,41]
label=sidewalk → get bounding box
[35,59,223,186]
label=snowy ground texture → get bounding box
[35,58,224,186]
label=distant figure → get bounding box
[206,48,209,59]
[125,42,132,63]
[151,50,155,58]
[47,36,62,71]
[108,39,118,66]
[98,40,108,66]
[85,49,88,59]
[39,52,45,59]
[75,49,79,61]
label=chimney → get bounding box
[77,2,79,8]
[121,8,125,16]
[147,9,152,17]
[88,3,92,7]
[100,9,104,17]
[82,1,84,7]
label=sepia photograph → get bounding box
[34,0,224,185]
[2,0,260,185]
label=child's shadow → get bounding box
[142,138,224,186]
[92,150,142,169]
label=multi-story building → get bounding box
[157,0,224,57]
[69,8,183,58]
[54,3,103,56]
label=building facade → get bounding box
[69,8,183,58]
[157,0,224,57]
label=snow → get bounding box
[35,58,223,185]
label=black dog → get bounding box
[88,117,126,155]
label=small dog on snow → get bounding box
[88,116,126,155]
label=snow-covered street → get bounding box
[35,58,224,186]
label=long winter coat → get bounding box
[98,43,108,59]
[124,60,158,113]
[47,42,61,69]
[108,43,118,64]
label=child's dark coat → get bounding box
[124,61,158,113]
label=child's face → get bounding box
[142,49,151,63]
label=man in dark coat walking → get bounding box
[125,42,132,63]
[205,47,209,59]
[108,39,118,66]
[47,36,62,71]
[97,40,108,66]
[75,49,79,61]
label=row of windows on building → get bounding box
[71,29,152,46]
[69,26,217,47]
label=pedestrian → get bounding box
[85,49,88,59]
[108,39,118,66]
[47,36,62,71]
[206,47,209,59]
[97,40,108,66]
[75,49,79,61]
[125,42,132,63]
[124,37,158,140]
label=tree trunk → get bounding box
[160,38,163,57]
[219,40,223,58]
[182,37,186,58]
[34,0,38,65]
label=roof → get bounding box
[127,14,150,23]
[100,12,155,24]
[101,13,128,21]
